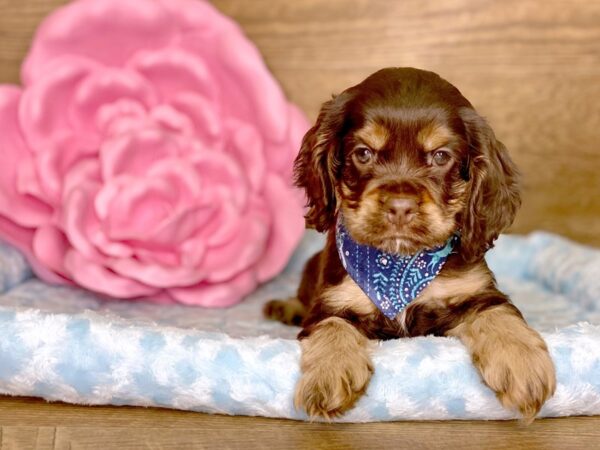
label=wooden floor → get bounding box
[0,396,597,450]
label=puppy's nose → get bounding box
[385,197,417,225]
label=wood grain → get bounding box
[0,396,599,450]
[212,0,600,246]
[0,0,599,245]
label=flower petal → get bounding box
[168,269,257,308]
[194,197,239,247]
[33,135,97,203]
[0,215,70,286]
[19,57,97,153]
[100,129,179,180]
[149,104,195,136]
[103,178,175,241]
[181,20,288,144]
[193,151,248,210]
[62,183,103,260]
[148,204,215,246]
[96,99,147,136]
[169,93,222,147]
[64,249,158,298]
[0,215,34,259]
[224,119,266,192]
[202,210,269,283]
[147,158,203,204]
[62,159,102,203]
[255,174,305,282]
[129,48,216,104]
[0,85,53,227]
[277,103,310,177]
[69,68,157,139]
[134,246,181,267]
[32,225,70,276]
[22,0,177,84]
[107,255,204,288]
[88,228,133,258]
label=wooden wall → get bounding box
[1,0,599,245]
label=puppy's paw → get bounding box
[294,317,374,420]
[295,352,373,420]
[477,331,556,423]
[263,297,305,326]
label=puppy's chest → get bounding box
[321,276,379,316]
[322,275,437,321]
[320,275,405,339]
[321,266,490,338]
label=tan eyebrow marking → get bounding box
[355,121,389,151]
[418,122,454,151]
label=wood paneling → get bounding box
[212,0,600,245]
[0,0,599,244]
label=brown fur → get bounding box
[321,276,378,316]
[417,122,454,152]
[447,304,556,424]
[397,261,493,333]
[355,121,390,151]
[266,67,554,421]
[294,317,374,420]
[263,297,306,326]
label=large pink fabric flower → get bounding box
[0,0,308,307]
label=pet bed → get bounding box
[0,231,599,422]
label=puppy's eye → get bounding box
[432,150,451,166]
[354,146,373,164]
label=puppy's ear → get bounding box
[459,108,521,262]
[293,93,350,232]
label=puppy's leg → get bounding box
[263,251,321,326]
[447,301,556,423]
[295,317,374,420]
[263,297,306,326]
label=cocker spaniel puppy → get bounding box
[264,67,555,422]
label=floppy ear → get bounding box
[459,108,522,262]
[293,93,350,232]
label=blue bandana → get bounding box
[336,218,459,319]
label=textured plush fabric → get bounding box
[336,217,458,318]
[0,231,599,421]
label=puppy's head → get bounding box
[294,67,520,262]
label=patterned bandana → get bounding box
[336,217,459,319]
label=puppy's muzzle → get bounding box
[385,197,417,225]
[375,179,423,226]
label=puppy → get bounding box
[264,68,555,422]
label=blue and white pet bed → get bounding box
[0,231,599,421]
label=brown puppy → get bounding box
[264,68,555,422]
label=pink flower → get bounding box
[0,0,308,307]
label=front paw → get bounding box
[294,317,374,420]
[476,331,556,422]
[295,354,373,420]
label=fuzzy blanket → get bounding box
[0,231,599,421]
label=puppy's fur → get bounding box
[264,68,555,422]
